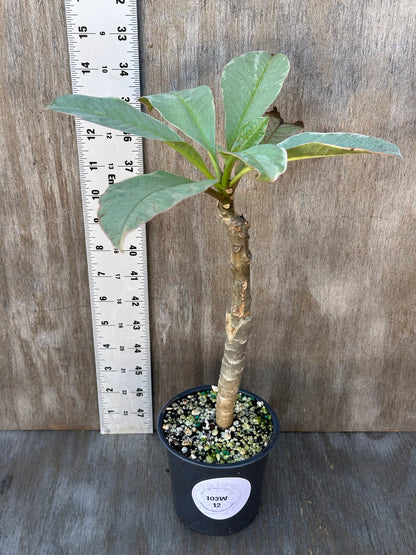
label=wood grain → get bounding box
[0,431,415,553]
[141,0,416,430]
[0,0,415,429]
[0,1,98,429]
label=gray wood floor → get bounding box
[0,431,414,554]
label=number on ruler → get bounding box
[64,0,152,434]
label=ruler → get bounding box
[64,0,152,433]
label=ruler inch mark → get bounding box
[64,0,152,434]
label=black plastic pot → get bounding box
[157,385,280,535]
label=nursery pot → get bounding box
[157,385,280,535]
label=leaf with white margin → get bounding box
[98,171,217,249]
[279,132,402,161]
[140,86,216,156]
[48,95,182,142]
[221,51,290,150]
[219,144,287,182]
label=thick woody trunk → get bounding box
[216,201,252,429]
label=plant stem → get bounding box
[221,157,236,190]
[229,166,252,188]
[208,152,223,183]
[215,200,253,429]
[204,187,228,202]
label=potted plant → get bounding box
[48,51,401,534]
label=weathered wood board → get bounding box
[0,0,415,430]
[0,431,415,553]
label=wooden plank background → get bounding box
[0,0,414,431]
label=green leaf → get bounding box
[219,144,287,182]
[47,95,181,142]
[261,109,304,144]
[279,132,402,161]
[98,171,217,249]
[231,117,269,151]
[140,86,216,155]
[221,51,290,150]
[263,122,304,144]
[165,141,214,179]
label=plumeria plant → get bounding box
[48,51,401,430]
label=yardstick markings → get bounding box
[64,0,152,433]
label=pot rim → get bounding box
[157,385,280,469]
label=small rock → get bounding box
[161,387,273,464]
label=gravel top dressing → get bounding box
[161,386,274,464]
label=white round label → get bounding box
[191,477,251,520]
